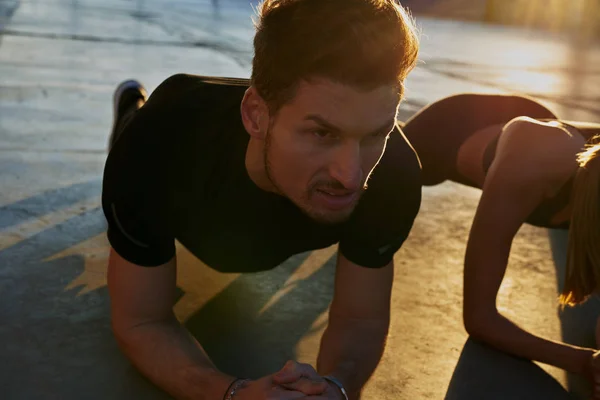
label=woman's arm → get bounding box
[463,138,595,378]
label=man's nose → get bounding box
[328,142,363,191]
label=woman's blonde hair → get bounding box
[560,135,600,306]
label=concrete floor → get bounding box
[1,0,600,399]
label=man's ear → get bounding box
[241,86,269,140]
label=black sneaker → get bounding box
[108,80,148,151]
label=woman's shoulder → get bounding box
[492,117,584,187]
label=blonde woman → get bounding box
[401,93,600,392]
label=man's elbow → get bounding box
[110,315,155,354]
[110,317,138,354]
[111,312,177,344]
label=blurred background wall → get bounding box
[403,0,600,38]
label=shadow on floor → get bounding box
[445,228,600,399]
[548,228,600,399]
[443,227,596,399]
[0,180,336,398]
[445,337,575,400]
[185,251,337,379]
[0,180,129,399]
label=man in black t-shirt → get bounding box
[102,1,421,399]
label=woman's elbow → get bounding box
[463,316,483,339]
[463,308,497,340]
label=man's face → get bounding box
[264,78,399,224]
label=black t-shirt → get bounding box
[102,74,422,272]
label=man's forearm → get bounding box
[115,317,234,400]
[316,317,389,399]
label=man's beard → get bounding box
[263,127,286,196]
[263,128,360,225]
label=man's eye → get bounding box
[313,129,331,139]
[366,131,389,140]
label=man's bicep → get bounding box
[339,145,421,267]
[102,144,176,267]
[331,130,420,316]
[102,164,177,332]
[104,199,176,267]
[338,228,409,268]
[330,251,393,321]
[107,248,177,333]
[338,190,418,268]
[102,98,177,267]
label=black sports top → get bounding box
[102,74,422,271]
[482,120,600,229]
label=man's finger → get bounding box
[279,377,328,395]
[274,361,301,383]
[274,361,319,384]
[269,386,310,400]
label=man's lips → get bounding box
[313,189,359,210]
[317,189,354,196]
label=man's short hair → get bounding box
[251,0,420,112]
